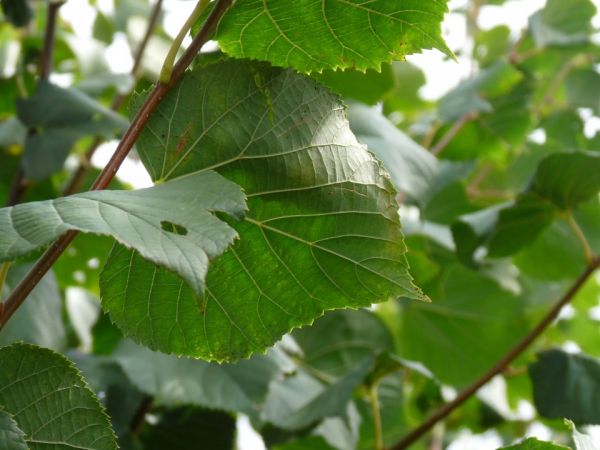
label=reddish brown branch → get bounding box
[389,257,600,450]
[0,0,235,329]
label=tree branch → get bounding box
[0,0,235,330]
[62,0,164,197]
[389,257,600,450]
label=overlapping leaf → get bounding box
[0,343,117,450]
[0,410,28,450]
[17,81,128,180]
[213,0,452,73]
[0,171,245,296]
[529,350,600,424]
[100,59,423,361]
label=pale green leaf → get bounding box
[0,410,28,450]
[264,357,374,430]
[0,343,117,450]
[101,59,424,361]
[0,265,66,350]
[566,420,600,450]
[0,171,246,296]
[113,340,275,416]
[16,81,128,180]
[213,0,452,73]
[529,0,596,47]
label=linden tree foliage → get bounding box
[1,1,600,449]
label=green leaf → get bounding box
[439,61,524,122]
[293,309,394,378]
[529,350,600,424]
[139,407,236,450]
[0,0,32,27]
[312,64,394,105]
[16,81,128,180]
[0,171,246,296]
[396,264,528,386]
[264,357,374,430]
[0,265,66,350]
[0,343,117,450]
[529,0,597,47]
[566,68,600,115]
[113,340,275,416]
[101,59,424,361]
[498,437,570,449]
[0,410,28,450]
[530,151,600,210]
[213,0,452,73]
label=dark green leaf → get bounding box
[529,350,600,424]
[293,309,393,378]
[101,59,424,361]
[531,151,600,210]
[139,407,236,450]
[213,0,452,73]
[0,0,32,27]
[0,343,117,450]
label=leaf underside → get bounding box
[100,59,424,362]
[213,0,452,73]
[0,171,245,296]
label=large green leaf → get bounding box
[0,343,117,450]
[16,81,128,180]
[529,350,600,424]
[213,0,452,73]
[0,171,245,296]
[100,59,423,361]
[0,410,28,450]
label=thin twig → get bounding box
[62,0,164,196]
[566,210,595,265]
[129,396,154,436]
[389,257,600,450]
[0,0,235,330]
[369,383,384,450]
[5,2,64,207]
[0,262,10,301]
[431,113,475,156]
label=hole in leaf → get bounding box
[160,221,188,236]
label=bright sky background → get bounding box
[54,1,600,449]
